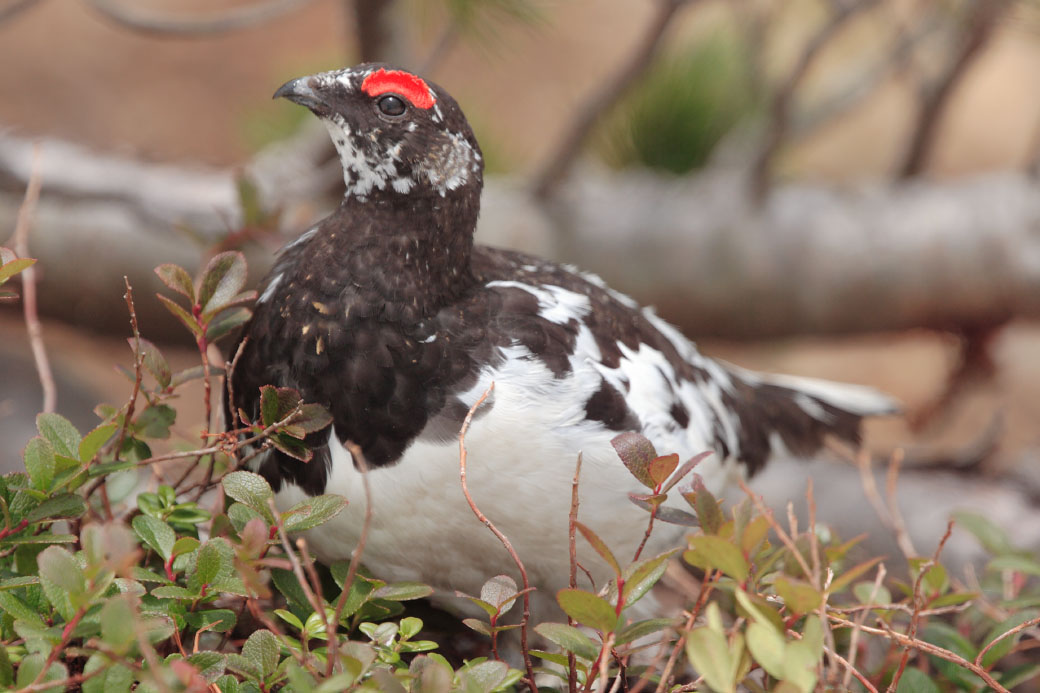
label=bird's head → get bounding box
[274,63,484,201]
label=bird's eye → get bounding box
[377,94,407,117]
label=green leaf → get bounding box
[774,576,823,615]
[686,478,723,534]
[37,546,86,619]
[82,655,133,693]
[895,666,940,693]
[101,594,137,650]
[622,549,677,606]
[557,588,618,633]
[188,651,228,683]
[953,511,1014,555]
[155,263,195,301]
[135,404,176,439]
[222,471,275,523]
[157,294,203,338]
[980,609,1039,668]
[830,556,883,594]
[746,621,786,680]
[0,589,46,625]
[199,251,248,316]
[79,423,118,464]
[574,520,621,577]
[133,514,176,561]
[195,540,225,585]
[25,493,87,523]
[241,629,280,677]
[479,574,518,614]
[151,585,200,599]
[274,608,304,630]
[0,256,35,283]
[185,609,237,633]
[685,606,742,693]
[611,432,657,488]
[853,580,891,606]
[615,617,674,645]
[989,554,1040,576]
[740,515,771,555]
[534,622,600,661]
[458,660,509,692]
[283,494,348,533]
[206,306,254,341]
[463,617,492,636]
[15,653,66,693]
[686,535,749,582]
[36,413,80,458]
[24,436,56,491]
[134,337,172,389]
[371,582,434,601]
[271,567,312,611]
[921,622,982,689]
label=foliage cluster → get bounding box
[0,249,1038,692]
[597,34,758,175]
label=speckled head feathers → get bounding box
[274,63,483,200]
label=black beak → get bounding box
[273,76,328,114]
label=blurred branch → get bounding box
[751,0,881,201]
[0,0,41,23]
[6,132,1040,340]
[899,0,1011,177]
[8,144,54,413]
[530,0,697,200]
[83,0,316,36]
[790,12,943,141]
[352,0,404,64]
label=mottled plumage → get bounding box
[228,64,896,619]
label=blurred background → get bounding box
[2,0,1040,561]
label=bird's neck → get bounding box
[320,188,481,316]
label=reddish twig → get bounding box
[568,453,582,693]
[899,0,1010,177]
[975,613,1040,669]
[653,569,718,693]
[751,0,881,201]
[10,143,55,413]
[887,519,955,692]
[327,440,373,677]
[457,383,536,693]
[828,613,1010,692]
[531,0,696,199]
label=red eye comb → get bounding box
[361,68,435,110]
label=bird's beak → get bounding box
[273,76,328,115]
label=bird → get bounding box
[227,63,897,624]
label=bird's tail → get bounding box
[720,365,899,475]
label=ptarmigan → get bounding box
[227,63,896,621]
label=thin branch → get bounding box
[827,613,1010,692]
[10,143,54,413]
[568,453,582,693]
[457,383,536,693]
[653,569,718,693]
[843,562,886,689]
[531,0,696,200]
[327,440,373,677]
[899,0,1010,177]
[887,520,955,693]
[974,612,1040,668]
[84,0,316,37]
[112,277,145,463]
[0,0,41,24]
[420,22,459,75]
[751,0,881,201]
[739,479,814,579]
